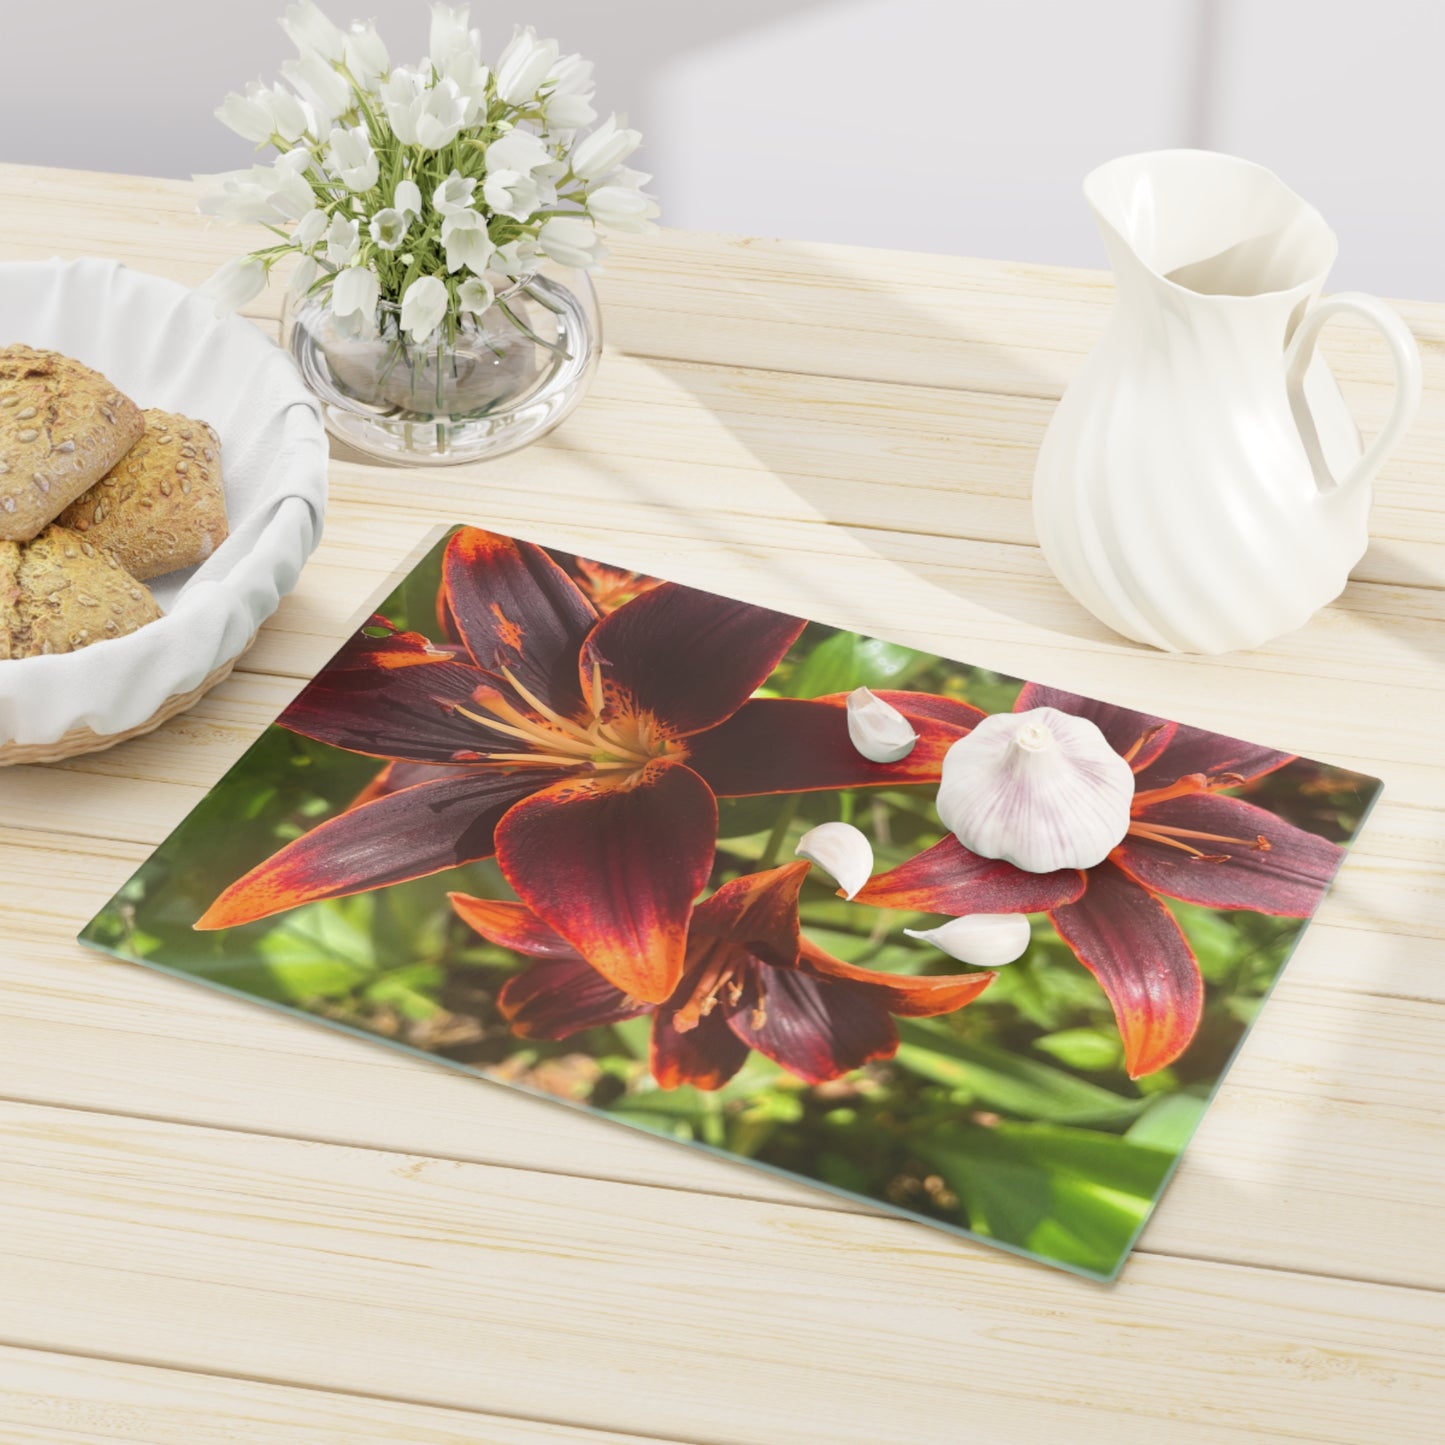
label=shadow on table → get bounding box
[1350,543,1445,669]
[597,232,1124,650]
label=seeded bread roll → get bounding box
[0,541,19,660]
[57,409,227,580]
[0,345,145,543]
[0,524,161,659]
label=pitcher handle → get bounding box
[1285,291,1422,497]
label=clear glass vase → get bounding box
[284,264,601,465]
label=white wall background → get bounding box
[1,0,1440,297]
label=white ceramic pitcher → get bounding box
[1033,149,1422,654]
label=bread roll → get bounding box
[0,541,20,660]
[58,409,228,579]
[0,345,145,543]
[0,524,161,659]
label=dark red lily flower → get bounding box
[854,683,1347,1078]
[196,527,985,1004]
[451,860,995,1090]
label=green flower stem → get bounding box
[495,298,570,360]
[758,794,802,871]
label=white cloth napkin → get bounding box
[0,257,328,746]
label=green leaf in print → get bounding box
[1033,1027,1125,1073]
[1124,1092,1209,1152]
[251,895,379,1002]
[788,629,924,698]
[894,1020,1147,1127]
[916,1122,1174,1277]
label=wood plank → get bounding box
[271,348,1445,591]
[2,161,1441,405]
[0,827,1442,1291]
[1,1102,1442,1445]
[0,1344,680,1445]
[2,164,1441,588]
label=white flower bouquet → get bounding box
[196,0,657,355]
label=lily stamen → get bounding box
[1122,724,1169,764]
[456,685,680,780]
[1125,824,1231,862]
[1138,822,1270,850]
[477,748,595,769]
[452,703,598,758]
[498,665,598,745]
[1131,772,1211,809]
[673,942,735,1032]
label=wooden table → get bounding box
[1,163,1442,1444]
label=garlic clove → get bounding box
[846,686,918,763]
[905,913,1032,968]
[795,821,874,899]
[936,705,1134,873]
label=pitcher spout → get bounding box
[1084,149,1337,309]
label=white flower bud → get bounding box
[281,52,351,123]
[197,255,267,317]
[293,207,327,251]
[586,184,660,233]
[495,26,560,105]
[394,179,422,218]
[571,113,642,182]
[324,213,359,265]
[458,275,496,315]
[288,254,320,300]
[331,262,379,327]
[441,210,495,275]
[537,215,603,269]
[327,125,378,191]
[280,0,345,61]
[431,170,476,216]
[344,20,389,88]
[400,274,449,343]
[216,91,275,144]
[369,208,409,250]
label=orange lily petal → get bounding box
[854,835,1085,915]
[441,527,597,716]
[1115,792,1345,916]
[497,957,650,1040]
[580,581,805,738]
[280,629,497,764]
[194,769,550,930]
[1049,862,1203,1078]
[448,893,581,959]
[795,937,996,1016]
[493,761,717,1003]
[686,691,981,797]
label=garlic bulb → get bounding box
[795,821,874,899]
[936,706,1134,873]
[846,686,917,763]
[905,913,1031,968]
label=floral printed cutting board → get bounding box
[80,525,1381,1279]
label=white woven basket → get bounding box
[0,258,328,759]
